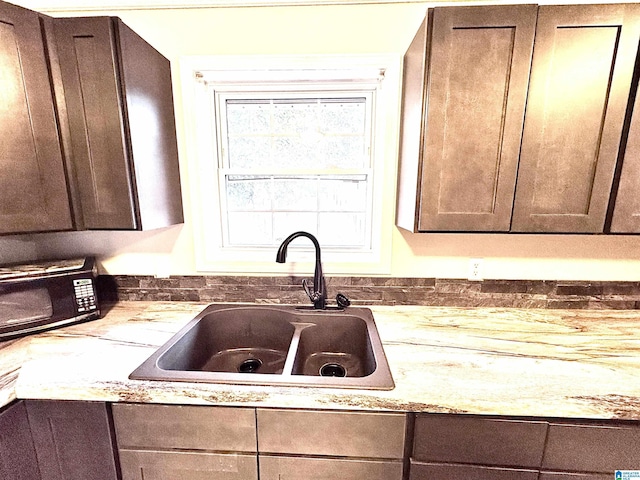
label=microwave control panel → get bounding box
[73,278,98,313]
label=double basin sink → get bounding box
[130,304,394,390]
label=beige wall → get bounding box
[4,1,640,281]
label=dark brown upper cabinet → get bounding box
[512,3,640,233]
[0,1,73,235]
[398,3,640,234]
[609,67,640,233]
[50,16,183,230]
[397,5,537,232]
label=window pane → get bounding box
[227,137,272,169]
[226,176,272,210]
[319,137,366,169]
[318,213,367,247]
[318,176,368,211]
[226,102,270,134]
[273,212,318,242]
[272,101,316,134]
[318,100,366,134]
[227,212,272,245]
[272,177,317,210]
[273,136,319,168]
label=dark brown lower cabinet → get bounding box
[256,408,407,480]
[112,404,407,480]
[410,414,548,479]
[412,414,548,468]
[539,473,611,480]
[118,450,257,480]
[0,401,40,480]
[25,400,119,480]
[260,456,403,480]
[409,461,539,480]
[542,422,640,473]
[410,414,640,480]
[112,403,258,480]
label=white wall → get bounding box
[4,0,640,281]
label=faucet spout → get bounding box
[276,231,327,310]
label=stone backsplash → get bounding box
[98,275,640,309]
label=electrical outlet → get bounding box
[468,258,483,281]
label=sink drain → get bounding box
[238,358,263,373]
[319,363,346,377]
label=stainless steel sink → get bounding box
[130,304,394,390]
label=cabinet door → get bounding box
[412,414,547,469]
[541,422,640,473]
[119,450,257,480]
[415,5,536,232]
[25,400,118,480]
[539,473,610,480]
[53,16,137,230]
[409,460,539,480]
[115,18,183,230]
[609,79,640,232]
[0,401,40,480]
[409,460,538,480]
[512,4,640,232]
[112,403,257,452]
[257,408,407,459]
[0,1,72,234]
[260,455,403,480]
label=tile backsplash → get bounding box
[98,275,640,309]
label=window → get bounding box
[182,55,402,274]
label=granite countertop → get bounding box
[2,301,640,419]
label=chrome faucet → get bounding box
[276,231,327,310]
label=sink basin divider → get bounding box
[281,322,314,376]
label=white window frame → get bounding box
[181,54,402,275]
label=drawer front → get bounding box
[542,423,640,472]
[539,472,611,480]
[260,455,403,480]
[257,408,406,459]
[409,460,539,480]
[120,449,257,480]
[413,414,547,468]
[113,403,256,452]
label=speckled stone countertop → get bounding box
[2,301,640,419]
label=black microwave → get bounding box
[0,257,100,339]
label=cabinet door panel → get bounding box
[542,422,640,473]
[0,1,72,234]
[512,4,640,232]
[257,408,406,459]
[25,400,118,480]
[260,455,403,480]
[413,414,547,468]
[0,401,40,480]
[410,460,539,480]
[119,449,257,480]
[113,403,257,452]
[53,16,137,229]
[116,19,183,230]
[539,472,610,480]
[417,5,536,231]
[610,78,640,232]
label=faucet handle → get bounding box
[302,279,319,302]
